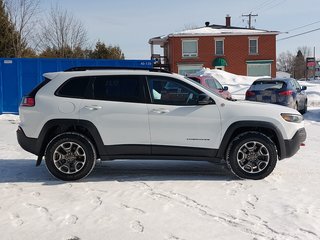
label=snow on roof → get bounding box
[149,26,279,43]
[170,26,267,36]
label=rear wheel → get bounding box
[45,132,96,181]
[226,132,278,180]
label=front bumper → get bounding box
[282,128,306,159]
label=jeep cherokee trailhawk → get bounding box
[17,67,306,181]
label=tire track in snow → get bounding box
[133,181,307,240]
[121,204,146,215]
[298,228,320,239]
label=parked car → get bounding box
[188,76,232,100]
[17,67,306,181]
[245,78,308,114]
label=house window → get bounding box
[247,62,272,77]
[182,39,198,58]
[249,38,258,55]
[178,64,203,75]
[215,39,224,55]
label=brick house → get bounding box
[149,16,279,77]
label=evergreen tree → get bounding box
[90,41,125,59]
[293,50,306,79]
[0,0,15,57]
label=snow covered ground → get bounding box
[1,72,320,240]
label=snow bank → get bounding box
[193,68,268,100]
[298,80,320,107]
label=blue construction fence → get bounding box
[0,58,154,114]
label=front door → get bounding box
[146,76,221,156]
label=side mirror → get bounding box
[223,86,229,91]
[301,86,307,91]
[198,94,214,105]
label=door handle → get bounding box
[84,105,102,110]
[151,108,169,114]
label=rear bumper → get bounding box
[17,127,39,155]
[282,128,306,159]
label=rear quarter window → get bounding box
[28,77,51,97]
[55,77,91,98]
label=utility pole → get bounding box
[242,13,258,29]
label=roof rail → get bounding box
[64,66,171,73]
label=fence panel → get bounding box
[0,58,153,114]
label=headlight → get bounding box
[281,113,303,123]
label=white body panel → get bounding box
[147,104,221,149]
[79,100,150,145]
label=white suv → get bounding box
[17,67,306,181]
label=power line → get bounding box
[286,20,320,33]
[249,0,287,14]
[249,0,278,13]
[277,27,320,41]
[262,0,287,12]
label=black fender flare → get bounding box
[36,119,105,166]
[216,121,286,160]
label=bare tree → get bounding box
[277,51,295,73]
[39,5,88,58]
[5,0,40,57]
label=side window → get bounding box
[56,77,90,98]
[291,79,301,90]
[205,79,219,89]
[147,76,201,105]
[92,75,145,103]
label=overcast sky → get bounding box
[41,0,320,59]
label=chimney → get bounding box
[205,21,210,27]
[226,14,231,28]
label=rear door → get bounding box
[79,75,151,155]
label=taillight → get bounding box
[279,90,293,96]
[21,96,35,107]
[246,91,256,97]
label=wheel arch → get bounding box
[36,119,105,166]
[217,121,286,160]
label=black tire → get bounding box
[300,100,308,114]
[45,132,96,181]
[226,132,278,180]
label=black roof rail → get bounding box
[64,66,171,73]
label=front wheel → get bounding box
[300,100,308,114]
[226,132,278,180]
[45,132,96,181]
